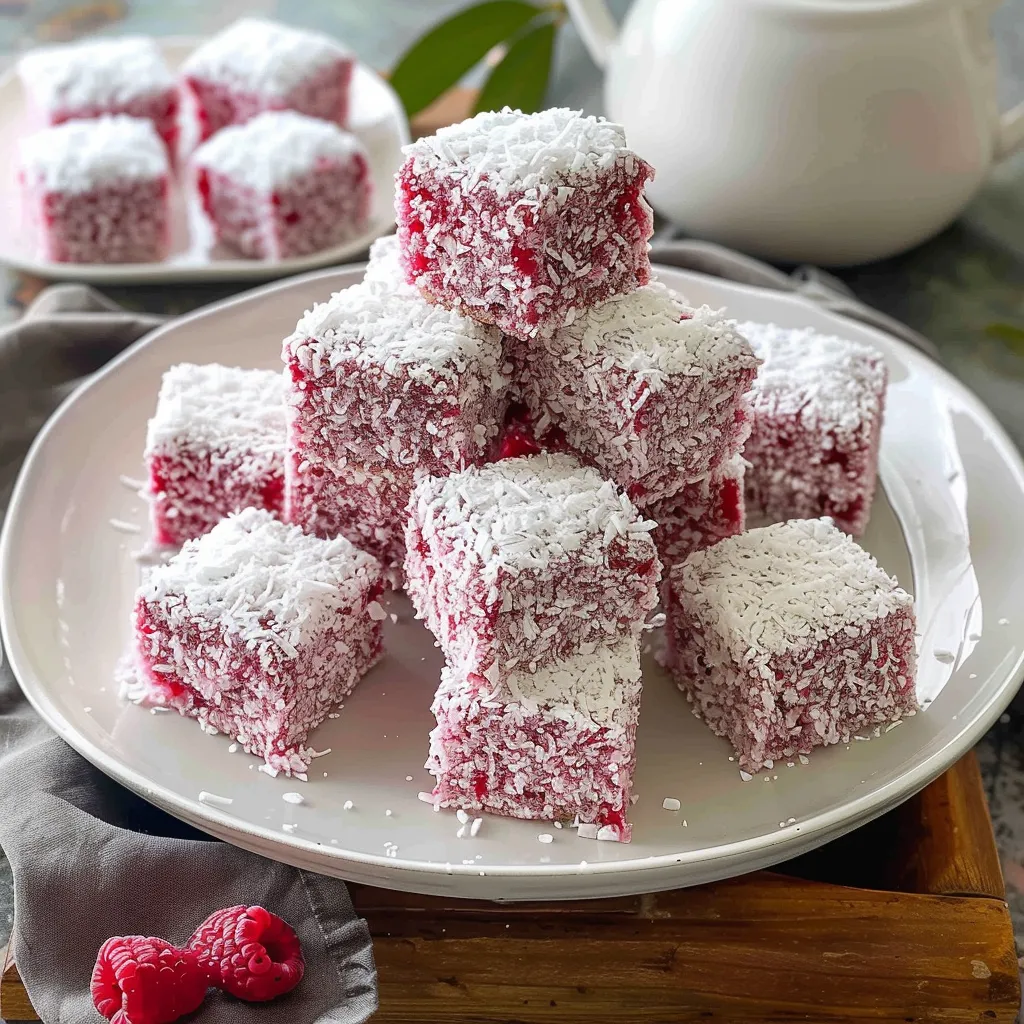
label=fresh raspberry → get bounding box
[188,905,304,1001]
[91,936,208,1024]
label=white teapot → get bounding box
[566,0,1024,264]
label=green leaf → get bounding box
[985,322,1024,356]
[390,0,543,117]
[474,19,556,115]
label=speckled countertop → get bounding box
[2,0,1024,986]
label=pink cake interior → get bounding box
[396,108,654,341]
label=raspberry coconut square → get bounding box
[738,321,888,536]
[130,507,385,776]
[192,111,371,260]
[648,455,746,572]
[145,364,286,546]
[663,517,917,773]
[18,116,170,264]
[17,37,179,155]
[515,284,761,503]
[283,279,510,569]
[285,461,417,577]
[396,107,654,341]
[181,18,354,143]
[427,639,643,841]
[404,454,661,688]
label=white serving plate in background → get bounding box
[2,264,1023,900]
[0,39,410,283]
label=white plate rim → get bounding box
[0,37,411,284]
[3,262,1024,890]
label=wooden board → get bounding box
[3,753,1018,1023]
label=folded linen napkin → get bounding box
[0,243,937,1023]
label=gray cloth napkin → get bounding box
[0,245,935,1023]
[0,286,378,1024]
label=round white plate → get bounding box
[0,39,409,284]
[3,264,1023,900]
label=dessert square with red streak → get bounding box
[18,37,179,155]
[662,518,917,772]
[145,363,286,547]
[18,116,170,264]
[284,461,416,577]
[128,507,385,777]
[396,107,654,340]
[181,18,353,143]
[404,454,661,689]
[426,639,642,841]
[515,283,760,503]
[738,321,888,536]
[192,111,371,260]
[283,279,509,570]
[648,455,746,572]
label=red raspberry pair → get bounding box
[91,905,304,1024]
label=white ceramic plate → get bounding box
[3,264,1024,901]
[0,39,410,284]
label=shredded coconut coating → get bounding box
[18,116,168,194]
[131,507,384,775]
[286,281,506,384]
[409,454,656,576]
[663,518,917,771]
[147,363,285,456]
[139,507,382,645]
[283,281,510,571]
[648,455,746,572]
[514,288,760,503]
[192,110,367,191]
[427,638,642,840]
[405,454,661,687]
[396,107,654,340]
[403,107,632,198]
[18,37,174,111]
[564,284,755,378]
[182,18,351,98]
[739,321,888,536]
[363,234,415,295]
[145,365,286,546]
[284,457,418,575]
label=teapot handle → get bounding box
[997,103,1024,161]
[564,0,619,68]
